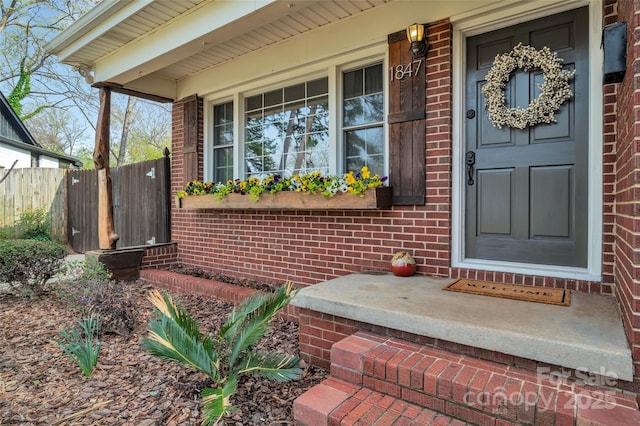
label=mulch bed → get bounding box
[0,278,327,425]
[167,264,281,293]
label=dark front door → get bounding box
[465,7,589,267]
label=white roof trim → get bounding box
[46,0,154,63]
[93,0,278,85]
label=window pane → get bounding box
[345,126,384,175]
[343,69,363,100]
[284,83,305,103]
[343,65,383,127]
[214,103,232,126]
[342,63,385,175]
[264,89,283,108]
[214,123,233,146]
[214,147,233,183]
[308,78,328,97]
[343,98,363,127]
[213,101,234,182]
[364,93,384,123]
[365,64,383,94]
[244,78,329,178]
[246,94,262,112]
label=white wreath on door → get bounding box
[481,43,576,129]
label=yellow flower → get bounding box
[361,166,370,179]
[346,171,355,184]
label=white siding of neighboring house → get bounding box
[0,144,31,168]
[38,155,59,168]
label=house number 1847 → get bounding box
[389,59,423,81]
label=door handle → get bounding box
[465,151,475,185]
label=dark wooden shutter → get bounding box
[182,94,199,183]
[388,30,426,205]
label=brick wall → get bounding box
[609,0,640,386]
[602,1,619,295]
[140,242,178,269]
[169,19,611,294]
[162,2,640,389]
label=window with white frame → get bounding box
[212,101,234,183]
[244,78,329,178]
[343,63,384,175]
[207,60,385,182]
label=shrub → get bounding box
[143,282,302,425]
[0,225,16,239]
[55,257,137,336]
[54,314,101,377]
[16,207,52,240]
[60,256,114,284]
[0,239,66,296]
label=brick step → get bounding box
[294,377,467,425]
[295,331,640,425]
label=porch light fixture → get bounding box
[406,23,427,58]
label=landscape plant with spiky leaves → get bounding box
[143,281,302,425]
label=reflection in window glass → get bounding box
[343,63,384,175]
[244,78,329,178]
[213,101,233,182]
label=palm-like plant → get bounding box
[142,281,302,425]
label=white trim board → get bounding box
[450,0,603,282]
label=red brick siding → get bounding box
[169,20,613,292]
[423,21,454,277]
[162,3,640,388]
[140,243,178,269]
[602,1,620,292]
[609,0,640,387]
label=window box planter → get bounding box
[175,186,392,210]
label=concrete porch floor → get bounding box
[291,272,633,382]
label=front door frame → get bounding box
[450,0,603,281]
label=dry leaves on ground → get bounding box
[0,280,327,425]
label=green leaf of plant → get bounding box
[143,290,219,379]
[237,350,302,382]
[143,315,218,379]
[201,376,238,426]
[220,282,297,347]
[228,320,268,368]
[54,314,101,377]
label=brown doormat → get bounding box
[443,279,571,306]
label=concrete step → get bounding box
[294,331,640,425]
[291,273,633,382]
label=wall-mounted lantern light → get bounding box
[406,23,427,58]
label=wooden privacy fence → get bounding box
[67,155,171,253]
[0,168,67,240]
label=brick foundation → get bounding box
[140,242,178,269]
[294,332,640,426]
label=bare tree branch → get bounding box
[0,159,18,185]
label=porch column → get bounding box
[93,86,119,250]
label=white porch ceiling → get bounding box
[49,0,393,99]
